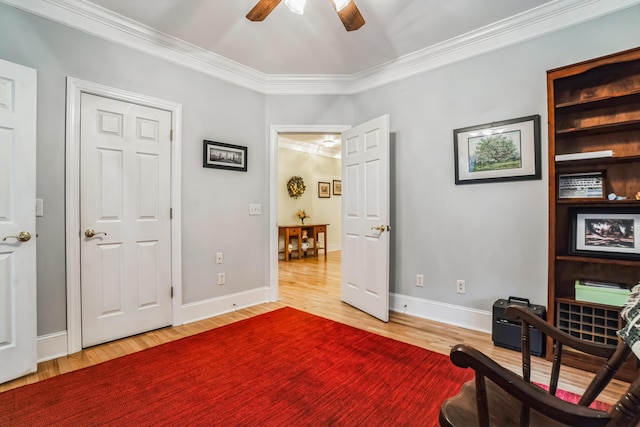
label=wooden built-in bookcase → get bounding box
[547,47,640,382]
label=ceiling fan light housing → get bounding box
[285,0,306,14]
[333,0,351,12]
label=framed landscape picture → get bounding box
[569,207,640,260]
[203,140,247,172]
[454,115,541,185]
[318,182,330,198]
[333,180,342,195]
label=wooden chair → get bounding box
[439,305,640,427]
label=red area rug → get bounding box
[0,307,473,426]
[535,383,612,411]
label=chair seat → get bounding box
[439,379,609,427]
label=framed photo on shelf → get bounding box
[203,140,247,172]
[453,114,541,185]
[333,180,342,195]
[569,207,640,260]
[558,172,605,199]
[318,182,331,198]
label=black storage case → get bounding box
[492,296,546,357]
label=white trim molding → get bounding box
[65,77,183,354]
[37,331,68,362]
[180,288,270,325]
[390,293,492,334]
[2,0,638,95]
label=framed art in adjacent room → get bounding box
[333,180,342,195]
[318,182,331,198]
[569,207,640,260]
[203,140,247,172]
[454,114,541,185]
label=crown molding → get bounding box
[2,0,639,95]
[3,0,268,92]
[279,136,342,159]
[349,0,640,94]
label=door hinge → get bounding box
[171,286,174,298]
[170,129,173,141]
[170,208,173,219]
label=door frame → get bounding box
[268,124,350,302]
[65,78,183,354]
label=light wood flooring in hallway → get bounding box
[1,251,630,407]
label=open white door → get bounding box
[341,115,390,322]
[0,59,37,382]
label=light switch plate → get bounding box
[36,199,44,217]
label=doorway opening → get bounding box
[268,125,350,303]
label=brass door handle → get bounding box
[84,228,107,238]
[3,231,32,242]
[370,225,386,233]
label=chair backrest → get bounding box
[440,305,640,426]
[505,305,640,425]
[505,305,631,405]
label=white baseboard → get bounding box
[36,290,487,362]
[180,287,270,324]
[35,287,270,361]
[390,293,492,333]
[37,331,69,362]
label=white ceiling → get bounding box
[280,133,342,158]
[86,0,555,75]
[5,0,639,93]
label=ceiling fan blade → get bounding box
[246,0,282,22]
[335,0,365,31]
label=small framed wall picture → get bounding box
[569,207,640,260]
[203,140,248,172]
[453,114,541,185]
[333,180,342,195]
[558,172,605,199]
[318,182,330,198]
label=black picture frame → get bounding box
[318,182,330,198]
[454,114,541,185]
[332,180,342,195]
[203,140,247,172]
[569,207,640,260]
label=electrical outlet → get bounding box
[216,252,223,264]
[249,203,261,215]
[416,274,424,287]
[218,272,225,285]
[456,280,466,294]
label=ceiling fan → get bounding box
[246,0,365,32]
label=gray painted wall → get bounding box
[0,3,268,335]
[0,1,638,337]
[351,7,640,310]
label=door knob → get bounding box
[2,231,32,242]
[84,228,107,238]
[370,225,386,233]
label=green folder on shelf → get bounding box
[574,280,631,307]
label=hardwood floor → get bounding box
[0,251,631,406]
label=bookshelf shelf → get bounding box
[547,47,640,381]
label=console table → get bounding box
[278,224,328,261]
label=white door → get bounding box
[0,60,37,382]
[341,115,390,322]
[80,93,172,347]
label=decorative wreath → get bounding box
[287,175,306,198]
